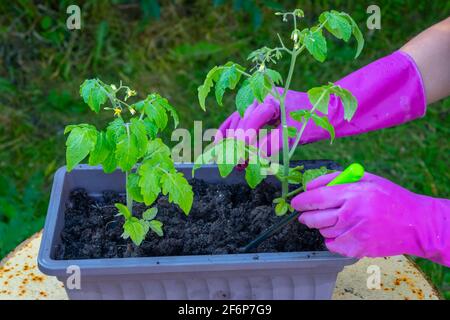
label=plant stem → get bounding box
[276,33,290,52]
[125,124,133,214]
[125,170,133,214]
[288,119,309,160]
[286,186,303,198]
[279,50,298,198]
[236,68,252,77]
[265,17,329,198]
[284,20,329,160]
[288,89,327,159]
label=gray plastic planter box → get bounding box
[38,162,356,300]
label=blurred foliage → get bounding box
[0,0,448,297]
[0,174,47,257]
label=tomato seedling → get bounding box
[194,8,364,215]
[65,79,193,245]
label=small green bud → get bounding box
[291,29,301,43]
[293,9,304,18]
[258,63,265,72]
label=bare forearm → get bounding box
[400,17,450,104]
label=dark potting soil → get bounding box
[56,179,326,260]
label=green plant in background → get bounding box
[213,0,285,28]
[194,8,363,215]
[65,79,193,245]
[0,174,47,257]
[143,0,284,29]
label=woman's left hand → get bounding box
[291,171,450,266]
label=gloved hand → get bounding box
[291,171,450,267]
[216,51,426,155]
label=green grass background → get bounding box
[0,0,448,298]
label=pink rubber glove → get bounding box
[291,172,450,267]
[216,51,426,155]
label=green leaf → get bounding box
[275,199,288,216]
[149,220,163,237]
[265,69,283,85]
[123,217,147,245]
[302,167,331,190]
[193,138,247,178]
[127,173,144,203]
[150,93,179,128]
[146,153,175,172]
[304,28,327,62]
[235,79,255,117]
[330,86,358,120]
[198,61,245,110]
[273,197,284,204]
[307,86,331,114]
[146,138,171,158]
[340,13,365,58]
[311,114,335,143]
[287,170,303,184]
[215,64,243,106]
[115,131,139,172]
[198,66,223,111]
[215,138,246,177]
[101,131,118,173]
[89,131,112,166]
[160,171,193,215]
[138,160,162,206]
[132,100,146,113]
[249,72,272,103]
[213,144,234,178]
[101,151,117,173]
[245,158,264,189]
[290,110,311,123]
[106,118,126,142]
[79,79,108,113]
[319,11,352,41]
[276,166,303,184]
[130,118,148,158]
[64,123,94,134]
[115,203,131,220]
[143,207,158,221]
[143,98,168,130]
[287,126,297,138]
[65,126,97,171]
[143,118,158,139]
[192,143,216,174]
[245,144,269,188]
